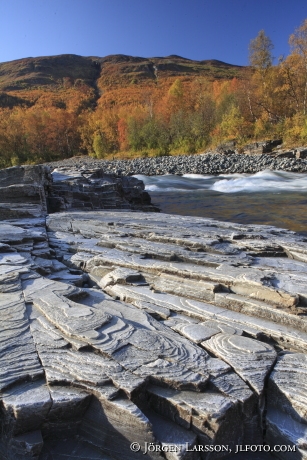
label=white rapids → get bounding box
[134,170,307,194]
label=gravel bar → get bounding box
[46,152,307,176]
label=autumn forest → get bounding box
[1,20,307,168]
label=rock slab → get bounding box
[0,165,307,458]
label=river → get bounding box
[134,170,307,236]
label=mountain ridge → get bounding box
[0,53,243,92]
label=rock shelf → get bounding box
[0,165,157,219]
[0,165,307,458]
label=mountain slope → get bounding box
[0,53,243,91]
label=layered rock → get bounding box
[0,165,157,221]
[0,165,307,458]
[49,167,156,212]
[0,165,51,219]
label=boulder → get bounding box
[262,139,283,153]
[296,148,307,159]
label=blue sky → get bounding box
[1,0,307,65]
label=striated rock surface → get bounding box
[203,334,276,396]
[0,165,307,458]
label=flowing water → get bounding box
[134,170,307,235]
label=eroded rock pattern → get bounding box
[0,174,307,458]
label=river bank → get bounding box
[46,151,307,176]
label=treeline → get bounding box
[1,20,307,167]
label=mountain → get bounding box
[0,54,242,91]
[0,54,243,111]
[0,54,246,166]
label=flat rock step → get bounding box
[105,283,307,352]
[215,292,307,332]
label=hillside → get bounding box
[0,54,243,110]
[0,54,100,91]
[1,43,306,167]
[0,53,242,91]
